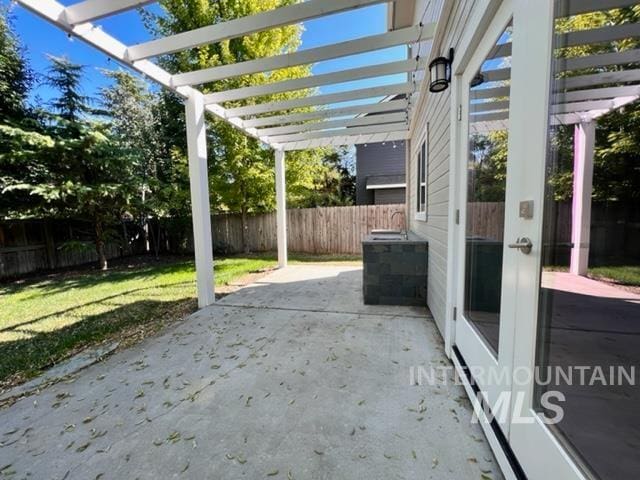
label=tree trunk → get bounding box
[121,220,130,256]
[95,219,108,270]
[148,219,161,258]
[241,206,249,253]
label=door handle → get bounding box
[508,237,533,254]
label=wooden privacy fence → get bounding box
[465,201,640,263]
[0,205,406,278]
[212,203,406,255]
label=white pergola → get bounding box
[16,0,443,307]
[468,0,640,276]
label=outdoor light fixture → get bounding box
[429,48,454,93]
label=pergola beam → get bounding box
[256,112,407,137]
[279,130,409,151]
[242,99,409,128]
[64,0,156,25]
[490,22,640,60]
[205,58,425,104]
[226,82,414,117]
[562,69,640,90]
[172,24,435,86]
[127,0,391,61]
[268,122,408,144]
[561,49,640,72]
[553,96,639,114]
[557,85,640,103]
[557,0,639,17]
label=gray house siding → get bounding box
[407,0,478,336]
[356,140,407,205]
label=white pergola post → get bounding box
[185,91,215,307]
[275,149,288,268]
[570,121,596,276]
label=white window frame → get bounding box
[415,125,428,222]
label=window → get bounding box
[416,127,428,220]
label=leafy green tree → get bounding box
[100,69,167,252]
[144,0,337,251]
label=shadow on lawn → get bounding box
[0,297,197,386]
[0,281,195,335]
[0,260,195,297]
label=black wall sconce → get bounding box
[429,48,454,93]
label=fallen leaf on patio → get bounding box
[313,450,324,455]
[412,450,417,460]
[76,441,91,452]
[267,469,279,476]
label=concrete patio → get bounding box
[0,265,501,479]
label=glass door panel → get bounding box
[463,23,513,356]
[533,1,640,478]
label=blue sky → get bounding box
[7,1,407,108]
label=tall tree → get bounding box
[2,56,138,269]
[101,69,167,252]
[44,55,92,124]
[144,0,336,251]
[0,7,32,123]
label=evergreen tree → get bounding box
[44,55,92,125]
[0,7,32,123]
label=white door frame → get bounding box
[507,0,588,478]
[452,0,517,434]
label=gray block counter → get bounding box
[362,232,428,306]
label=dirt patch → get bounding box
[215,267,278,298]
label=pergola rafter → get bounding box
[126,0,392,61]
[171,23,435,87]
[204,58,425,104]
[242,100,409,128]
[225,82,415,117]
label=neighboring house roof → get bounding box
[366,174,407,190]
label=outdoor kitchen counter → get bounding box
[362,232,428,306]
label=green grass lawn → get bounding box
[545,263,640,287]
[588,265,640,286]
[0,253,361,387]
